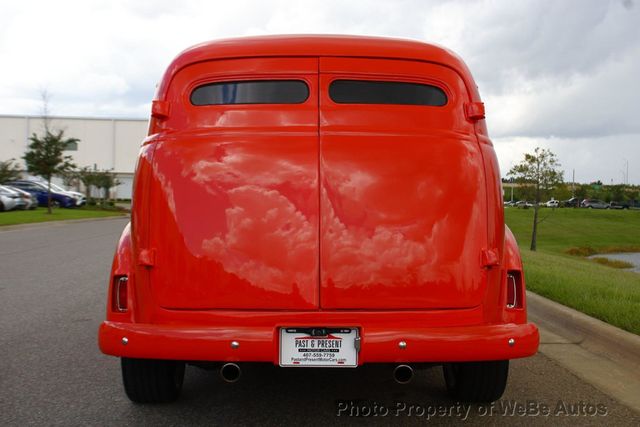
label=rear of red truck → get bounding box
[99,35,538,403]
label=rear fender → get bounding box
[105,222,136,323]
[500,225,528,324]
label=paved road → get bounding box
[1,218,638,426]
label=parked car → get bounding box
[4,180,78,208]
[98,35,539,404]
[48,182,86,206]
[0,185,21,211]
[581,199,609,209]
[503,200,516,207]
[515,200,534,209]
[4,185,38,209]
[609,201,630,210]
[560,197,581,208]
[545,199,559,208]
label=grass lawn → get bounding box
[0,207,126,227]
[505,207,640,335]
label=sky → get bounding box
[0,0,638,184]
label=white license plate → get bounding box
[279,327,359,367]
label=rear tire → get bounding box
[121,358,185,403]
[443,360,509,402]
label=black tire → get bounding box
[121,358,185,403]
[50,199,61,208]
[443,360,509,402]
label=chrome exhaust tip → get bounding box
[220,363,241,383]
[393,364,414,384]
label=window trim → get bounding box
[190,79,311,106]
[327,78,449,107]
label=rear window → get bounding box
[329,80,447,106]
[191,80,309,105]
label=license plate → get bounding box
[279,327,359,367]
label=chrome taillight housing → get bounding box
[506,271,523,309]
[113,276,128,312]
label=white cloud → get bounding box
[0,0,638,182]
[494,134,638,185]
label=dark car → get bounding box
[4,180,77,208]
[581,199,608,209]
[560,197,581,208]
[515,200,534,209]
[609,201,630,210]
[628,200,640,210]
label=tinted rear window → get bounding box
[329,80,447,106]
[191,80,309,105]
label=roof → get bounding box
[155,35,480,101]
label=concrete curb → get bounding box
[527,291,640,413]
[527,290,640,370]
[0,214,129,232]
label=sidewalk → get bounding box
[527,291,640,413]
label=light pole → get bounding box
[625,159,629,185]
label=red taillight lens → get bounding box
[113,276,128,312]
[506,271,523,309]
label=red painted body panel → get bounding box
[318,57,487,309]
[147,58,320,309]
[99,35,538,364]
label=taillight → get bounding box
[506,271,523,309]
[113,276,128,312]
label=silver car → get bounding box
[5,185,38,209]
[0,185,21,211]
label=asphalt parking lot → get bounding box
[1,218,638,425]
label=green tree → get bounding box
[23,130,78,214]
[508,147,563,251]
[574,184,589,200]
[0,159,22,183]
[552,182,572,202]
[76,167,98,202]
[609,185,626,202]
[93,169,120,206]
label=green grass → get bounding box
[505,208,640,335]
[505,208,640,253]
[0,207,126,226]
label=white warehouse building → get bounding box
[0,114,148,199]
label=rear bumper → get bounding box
[99,321,539,364]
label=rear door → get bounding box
[149,57,320,310]
[319,57,488,309]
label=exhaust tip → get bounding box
[394,364,414,384]
[220,363,241,383]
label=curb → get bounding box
[0,214,129,232]
[526,291,640,369]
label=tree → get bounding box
[75,167,98,201]
[508,147,563,251]
[23,130,77,214]
[0,159,22,183]
[93,169,120,206]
